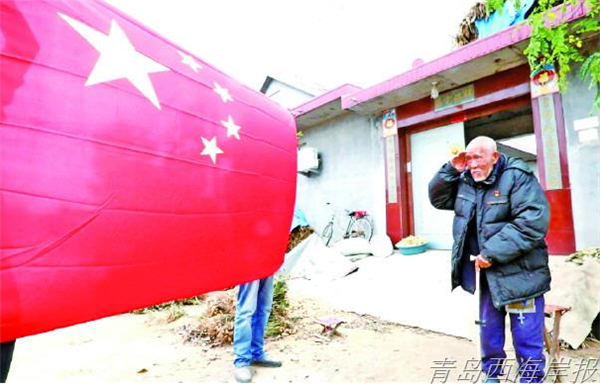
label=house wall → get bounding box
[295,112,386,243]
[264,80,314,110]
[561,61,600,249]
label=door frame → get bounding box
[384,64,576,254]
[402,95,532,236]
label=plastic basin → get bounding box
[398,242,428,255]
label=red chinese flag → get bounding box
[0,0,297,341]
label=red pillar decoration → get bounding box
[383,114,411,244]
[531,92,576,255]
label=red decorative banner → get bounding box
[530,64,559,99]
[382,109,397,138]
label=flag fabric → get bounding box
[0,0,297,341]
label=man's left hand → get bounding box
[475,254,492,269]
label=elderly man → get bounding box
[429,136,551,383]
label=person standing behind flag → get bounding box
[428,136,551,383]
[232,208,310,382]
[232,275,282,383]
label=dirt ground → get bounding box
[8,290,600,383]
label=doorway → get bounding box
[464,104,538,178]
[407,104,537,251]
[409,123,465,250]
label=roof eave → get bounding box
[295,99,344,131]
[342,1,590,116]
[292,84,362,130]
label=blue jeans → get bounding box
[233,275,274,368]
[480,274,546,383]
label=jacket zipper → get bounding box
[455,204,476,288]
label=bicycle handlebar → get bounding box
[326,202,368,217]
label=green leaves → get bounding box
[486,0,507,15]
[580,52,600,109]
[266,277,294,337]
[486,0,599,112]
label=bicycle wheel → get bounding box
[349,217,373,241]
[321,222,334,246]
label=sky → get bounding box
[102,0,476,93]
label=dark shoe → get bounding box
[250,357,282,368]
[234,366,253,383]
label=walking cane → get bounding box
[470,255,485,382]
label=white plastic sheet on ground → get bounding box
[278,234,358,281]
[369,235,394,257]
[546,258,600,349]
[332,237,371,256]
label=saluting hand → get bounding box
[450,151,468,172]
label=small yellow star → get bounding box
[200,136,224,164]
[221,115,241,140]
[213,82,233,103]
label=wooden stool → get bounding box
[544,304,571,383]
[314,316,345,339]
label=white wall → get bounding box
[295,112,386,243]
[264,79,314,110]
[562,60,600,249]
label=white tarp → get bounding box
[545,258,600,349]
[278,234,358,281]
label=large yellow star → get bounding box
[59,13,169,109]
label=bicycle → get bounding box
[321,202,374,246]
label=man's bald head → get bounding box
[465,136,500,182]
[466,136,497,153]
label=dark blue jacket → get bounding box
[428,154,551,309]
